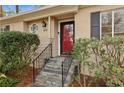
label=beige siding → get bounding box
[10,22,24,32]
[23,22,29,32]
[75,5,124,39]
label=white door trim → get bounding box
[58,19,74,56]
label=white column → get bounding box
[48,16,51,42]
[100,12,102,40]
[112,11,114,37]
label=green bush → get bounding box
[0,76,19,87]
[0,31,40,74]
[72,36,124,87]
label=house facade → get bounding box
[0,5,124,57]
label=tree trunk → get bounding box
[0,5,3,17]
[16,5,19,14]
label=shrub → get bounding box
[72,36,124,87]
[0,75,19,87]
[0,31,40,74]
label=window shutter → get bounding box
[91,12,100,40]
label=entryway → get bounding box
[59,21,75,55]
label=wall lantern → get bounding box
[42,20,47,31]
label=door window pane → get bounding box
[61,22,74,54]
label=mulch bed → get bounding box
[70,74,106,87]
[7,66,40,87]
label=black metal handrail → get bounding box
[62,55,73,87]
[32,43,52,84]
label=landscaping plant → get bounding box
[0,74,19,87]
[72,36,124,87]
[0,31,40,75]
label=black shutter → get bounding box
[91,12,100,40]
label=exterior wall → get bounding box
[75,5,124,39]
[28,19,50,53]
[10,22,24,32]
[0,21,24,32]
[75,5,124,75]
[23,22,29,32]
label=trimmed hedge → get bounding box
[0,31,40,74]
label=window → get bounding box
[101,11,112,37]
[31,24,38,33]
[0,27,4,32]
[91,12,100,40]
[1,28,3,32]
[101,8,124,38]
[92,8,124,39]
[114,9,124,36]
[4,25,10,32]
[0,25,10,32]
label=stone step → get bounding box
[36,71,62,78]
[33,56,74,87]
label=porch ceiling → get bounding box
[54,13,74,20]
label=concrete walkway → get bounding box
[33,56,76,87]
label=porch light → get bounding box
[42,20,47,31]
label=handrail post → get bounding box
[33,61,35,86]
[51,43,52,58]
[62,61,64,87]
[61,56,73,87]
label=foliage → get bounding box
[0,74,19,87]
[0,31,40,74]
[72,36,124,87]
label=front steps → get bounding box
[33,56,76,87]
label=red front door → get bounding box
[60,21,74,54]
